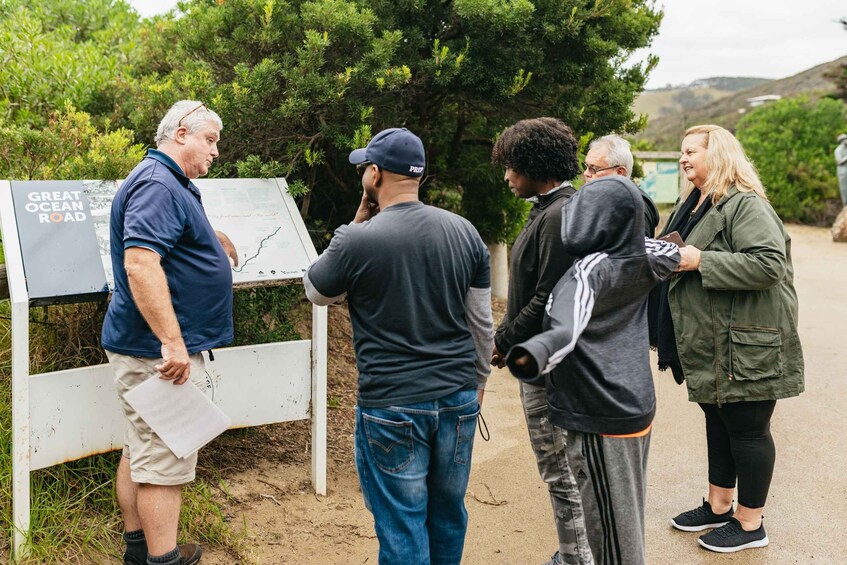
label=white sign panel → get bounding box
[84,177,310,288]
[199,178,311,284]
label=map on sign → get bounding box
[198,179,312,285]
[85,179,120,287]
[83,178,312,289]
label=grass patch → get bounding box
[1,284,306,562]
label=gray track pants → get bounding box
[566,429,651,565]
[520,382,593,564]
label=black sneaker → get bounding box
[698,517,768,553]
[670,498,734,531]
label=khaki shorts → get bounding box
[106,350,210,486]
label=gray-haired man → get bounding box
[102,100,237,565]
[583,135,659,238]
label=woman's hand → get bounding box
[677,245,702,272]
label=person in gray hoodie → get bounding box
[507,176,680,564]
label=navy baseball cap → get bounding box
[348,128,426,177]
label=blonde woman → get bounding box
[651,125,804,553]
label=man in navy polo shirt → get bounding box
[304,128,494,564]
[102,100,237,565]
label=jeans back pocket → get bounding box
[362,412,415,473]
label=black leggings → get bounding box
[699,400,776,509]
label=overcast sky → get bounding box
[128,0,847,89]
[633,1,846,88]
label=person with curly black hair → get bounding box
[491,117,592,565]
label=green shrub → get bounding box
[736,96,847,225]
[116,0,663,243]
[0,106,144,180]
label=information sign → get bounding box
[640,161,681,204]
[84,178,310,289]
[10,181,107,304]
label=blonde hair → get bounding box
[682,124,767,203]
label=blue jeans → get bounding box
[355,388,479,565]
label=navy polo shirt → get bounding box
[101,149,233,357]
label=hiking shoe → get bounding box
[125,543,202,565]
[671,498,733,531]
[540,551,565,565]
[698,518,768,553]
[178,543,202,564]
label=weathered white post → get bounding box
[0,181,32,560]
[487,242,509,300]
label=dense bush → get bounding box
[114,0,663,242]
[0,105,144,180]
[736,96,847,225]
[0,0,141,127]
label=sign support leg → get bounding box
[1,180,32,560]
[11,301,31,560]
[311,304,327,496]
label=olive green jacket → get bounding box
[667,187,805,404]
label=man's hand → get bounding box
[478,388,485,407]
[513,354,538,375]
[216,230,239,267]
[156,339,191,385]
[353,190,379,224]
[490,344,506,369]
[676,245,702,272]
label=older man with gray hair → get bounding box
[102,100,237,565]
[582,135,659,238]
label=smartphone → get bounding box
[658,231,685,247]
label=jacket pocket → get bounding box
[729,327,782,381]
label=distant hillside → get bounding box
[688,77,772,90]
[634,77,771,120]
[637,56,847,150]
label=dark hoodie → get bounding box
[506,176,680,435]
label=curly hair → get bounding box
[492,117,580,182]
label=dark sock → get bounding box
[123,529,147,563]
[147,546,180,565]
[125,530,145,541]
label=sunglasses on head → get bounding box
[178,102,206,128]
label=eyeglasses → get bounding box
[356,161,374,176]
[582,161,619,176]
[178,102,206,128]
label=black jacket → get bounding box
[494,186,576,364]
[641,191,660,239]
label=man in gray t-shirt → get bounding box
[304,128,493,565]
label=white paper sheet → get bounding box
[124,374,231,459]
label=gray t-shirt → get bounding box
[307,201,490,407]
